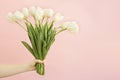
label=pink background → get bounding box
[0,0,120,80]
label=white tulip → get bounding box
[22,8,29,18]
[7,12,16,21]
[54,13,64,22]
[62,21,79,33]
[14,11,24,20]
[29,6,36,16]
[43,9,54,18]
[35,8,43,20]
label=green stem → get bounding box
[41,17,44,24]
[56,28,67,34]
[15,21,27,31]
[36,63,45,75]
[33,15,37,26]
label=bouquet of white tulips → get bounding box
[7,6,79,75]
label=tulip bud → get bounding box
[35,7,43,20]
[43,9,54,18]
[7,12,16,21]
[14,11,24,20]
[62,21,79,33]
[54,13,64,22]
[29,6,36,16]
[22,8,29,18]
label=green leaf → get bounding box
[42,41,47,59]
[21,41,36,58]
[46,28,55,46]
[44,22,48,41]
[48,21,54,31]
[37,33,43,60]
[27,24,39,59]
[29,23,37,40]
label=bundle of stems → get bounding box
[22,20,56,75]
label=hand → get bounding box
[0,59,45,78]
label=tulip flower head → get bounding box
[7,12,16,21]
[14,11,24,20]
[22,8,29,18]
[43,9,54,18]
[29,6,36,16]
[35,8,43,20]
[54,13,64,22]
[62,22,79,33]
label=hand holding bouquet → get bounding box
[7,6,79,75]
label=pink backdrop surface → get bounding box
[0,0,120,80]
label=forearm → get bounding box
[0,64,32,78]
